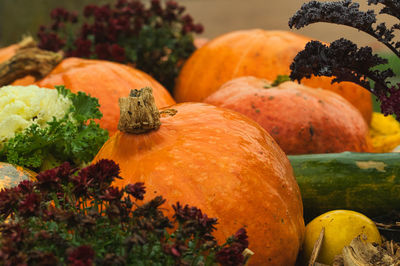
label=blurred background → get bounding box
[0,0,393,50]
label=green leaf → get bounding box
[56,85,102,122]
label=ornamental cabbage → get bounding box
[0,85,109,172]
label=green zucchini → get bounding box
[288,152,400,222]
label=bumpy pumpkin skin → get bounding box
[174,29,372,124]
[0,162,36,190]
[29,58,176,135]
[204,76,371,155]
[93,102,305,265]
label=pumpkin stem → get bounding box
[263,75,291,89]
[118,87,162,134]
[271,75,291,86]
[17,36,37,49]
[0,40,63,86]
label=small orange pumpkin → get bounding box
[0,44,18,63]
[15,57,176,135]
[204,76,371,154]
[0,162,37,190]
[174,29,373,124]
[93,87,305,265]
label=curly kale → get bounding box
[289,0,400,120]
[368,0,400,20]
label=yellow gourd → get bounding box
[302,210,382,265]
[369,112,400,152]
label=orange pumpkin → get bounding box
[174,29,373,124]
[14,57,176,135]
[204,76,371,154]
[93,87,305,265]
[0,162,37,190]
[0,44,18,63]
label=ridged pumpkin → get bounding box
[174,29,372,124]
[0,162,36,190]
[204,76,371,154]
[93,88,305,265]
[15,57,176,135]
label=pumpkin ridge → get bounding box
[231,31,263,77]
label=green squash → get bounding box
[289,152,400,222]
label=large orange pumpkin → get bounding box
[93,88,305,265]
[204,76,371,155]
[15,57,176,135]
[174,29,373,124]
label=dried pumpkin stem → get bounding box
[118,87,161,134]
[0,44,63,86]
[17,36,37,49]
[243,248,255,265]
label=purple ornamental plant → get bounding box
[289,0,400,120]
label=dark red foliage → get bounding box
[67,245,95,266]
[216,243,245,266]
[28,250,59,266]
[110,44,126,62]
[99,186,123,201]
[77,159,121,191]
[67,39,92,58]
[172,202,218,236]
[36,0,203,91]
[233,228,249,249]
[16,180,34,194]
[163,242,188,257]
[95,43,112,59]
[18,193,41,216]
[37,31,65,52]
[0,223,27,243]
[378,85,400,118]
[0,187,22,219]
[38,0,203,59]
[125,182,146,200]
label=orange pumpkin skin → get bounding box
[27,58,176,135]
[0,44,18,63]
[0,162,37,190]
[174,29,372,124]
[93,102,305,265]
[204,76,371,155]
